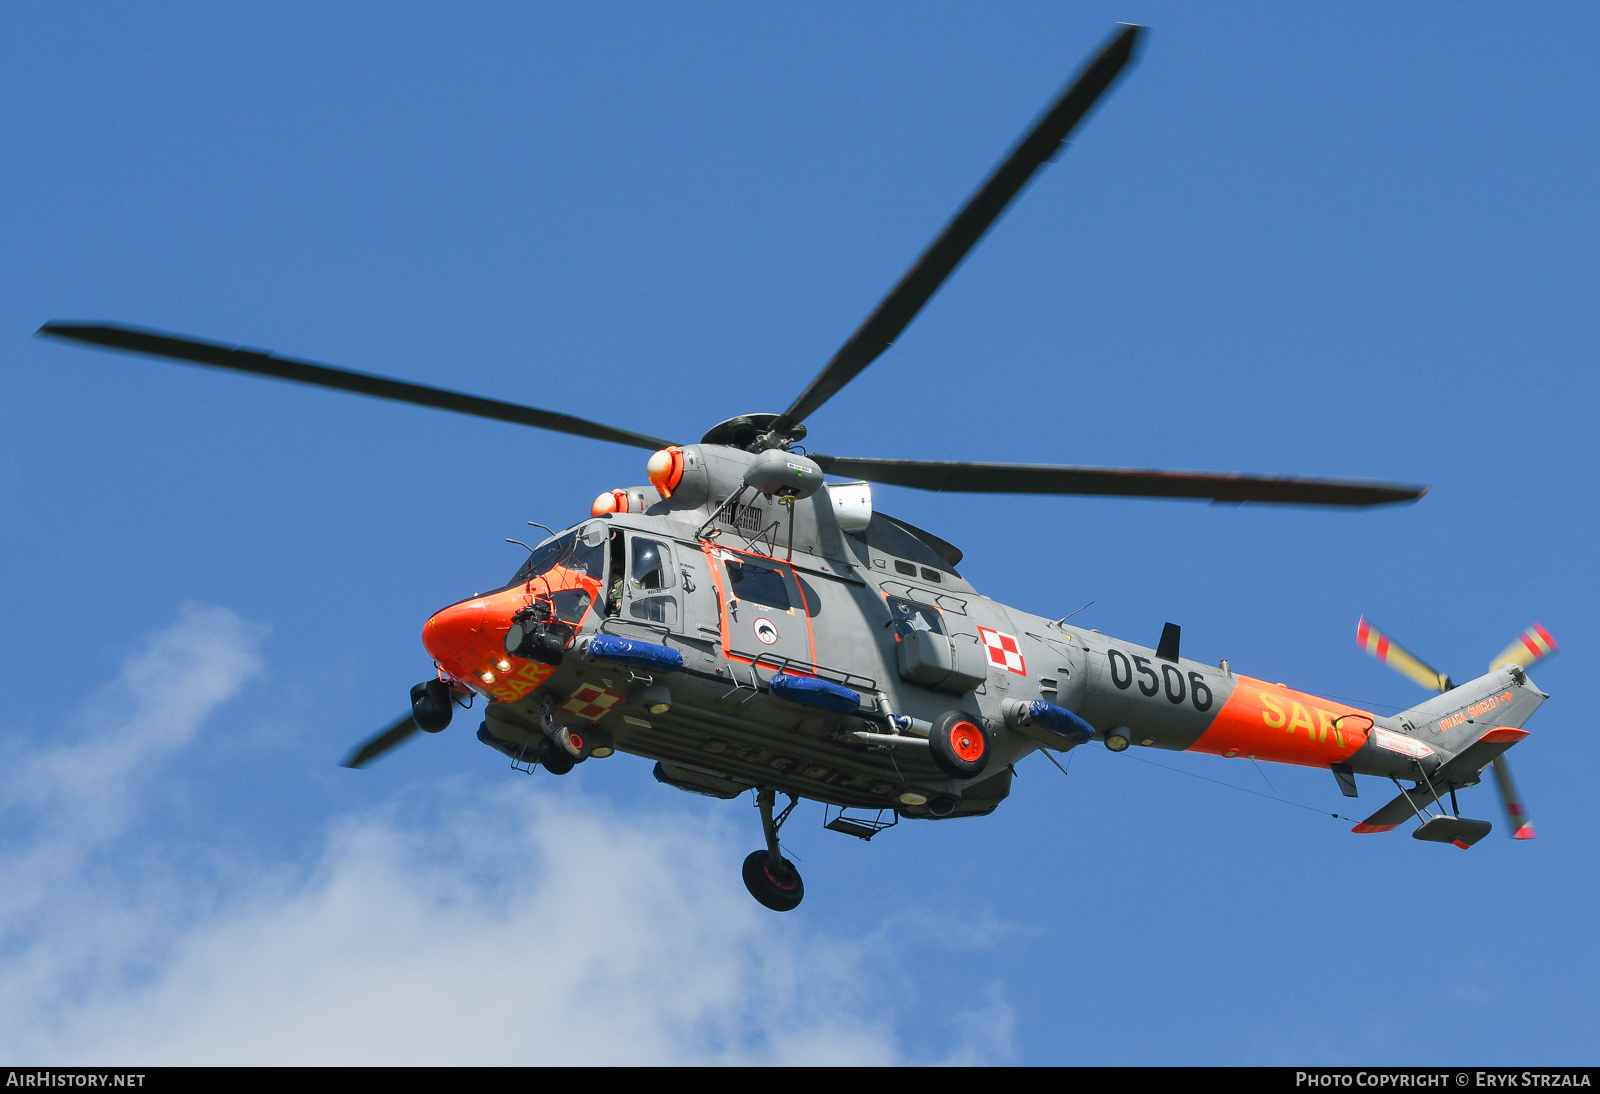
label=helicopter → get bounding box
[36,25,1555,911]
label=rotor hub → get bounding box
[699,414,804,451]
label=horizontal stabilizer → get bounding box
[1351,787,1429,833]
[1436,726,1529,786]
[1412,815,1492,848]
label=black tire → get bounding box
[742,850,804,912]
[411,680,453,734]
[929,710,989,779]
[537,735,575,775]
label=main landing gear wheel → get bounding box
[744,786,803,911]
[929,710,989,779]
[742,850,804,912]
[537,735,574,775]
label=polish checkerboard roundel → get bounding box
[977,626,1027,675]
[560,684,624,721]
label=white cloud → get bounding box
[4,602,262,824]
[0,606,1009,1065]
[0,603,262,931]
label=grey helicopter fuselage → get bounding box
[42,25,1538,903]
[427,436,1545,821]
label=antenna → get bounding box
[1055,600,1095,626]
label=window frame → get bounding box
[628,535,676,593]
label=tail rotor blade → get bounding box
[1490,623,1558,672]
[1356,616,1453,692]
[341,712,421,769]
[1490,756,1536,840]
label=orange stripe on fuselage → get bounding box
[1187,675,1372,767]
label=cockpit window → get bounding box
[886,595,942,635]
[512,530,605,585]
[549,587,593,624]
[631,537,673,591]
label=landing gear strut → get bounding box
[742,787,804,911]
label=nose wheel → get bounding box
[743,787,803,911]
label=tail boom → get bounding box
[1185,676,1374,768]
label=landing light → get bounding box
[898,791,929,806]
[495,659,512,673]
[480,670,497,684]
[635,683,673,715]
[1105,728,1131,752]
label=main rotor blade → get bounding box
[812,455,1426,508]
[37,323,675,451]
[1356,617,1453,692]
[1490,756,1536,840]
[771,24,1145,434]
[341,712,421,769]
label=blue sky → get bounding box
[2,3,1596,1064]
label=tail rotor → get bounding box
[1355,616,1555,841]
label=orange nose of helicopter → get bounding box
[421,590,522,688]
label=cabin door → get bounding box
[705,545,815,670]
[619,532,690,637]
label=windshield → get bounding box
[512,530,605,585]
[508,529,605,626]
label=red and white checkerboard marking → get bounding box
[977,626,1027,676]
[560,684,623,721]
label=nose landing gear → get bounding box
[743,787,804,911]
